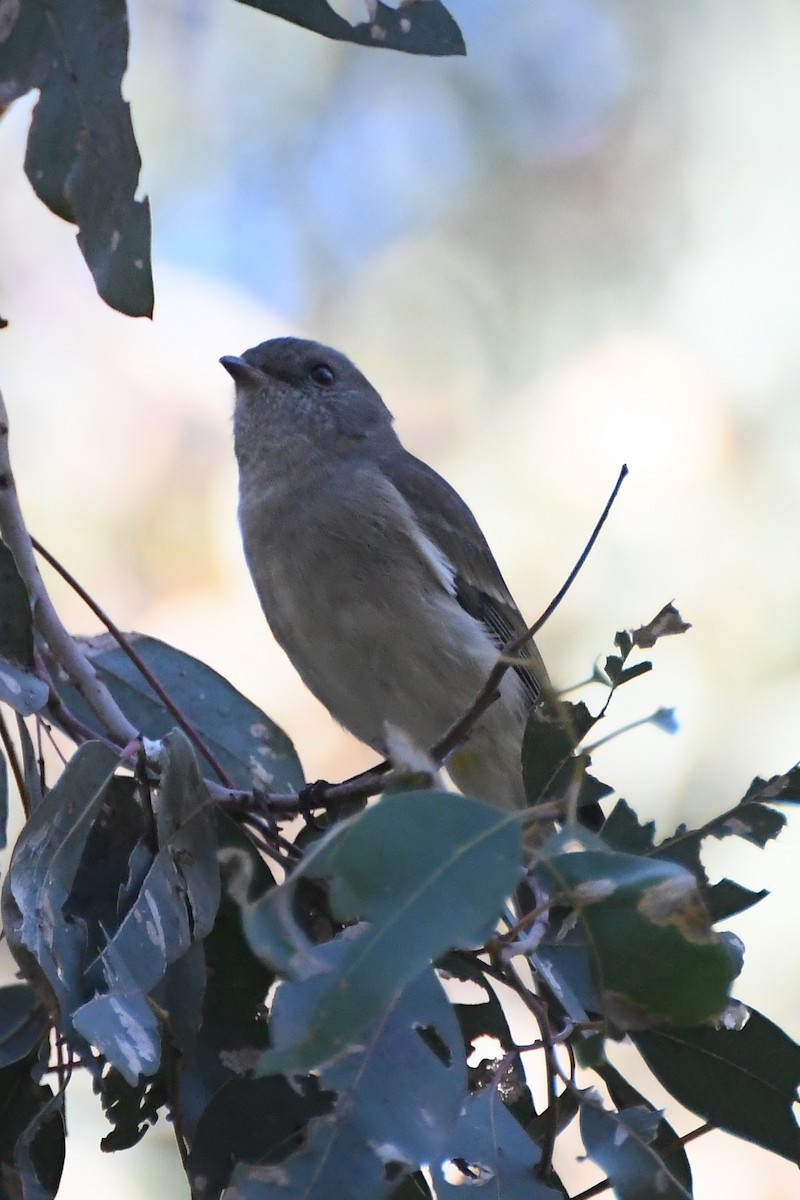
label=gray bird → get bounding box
[221,337,549,815]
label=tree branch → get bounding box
[0,385,136,747]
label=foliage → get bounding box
[1,4,799,1199]
[0,0,464,318]
[1,519,799,1199]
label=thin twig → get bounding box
[0,708,26,812]
[0,387,136,746]
[31,535,234,787]
[430,465,629,769]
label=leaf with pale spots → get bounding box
[0,0,152,316]
[50,633,304,793]
[535,836,738,1029]
[237,0,465,57]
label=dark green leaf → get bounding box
[433,1088,561,1197]
[0,543,46,713]
[0,745,6,849]
[179,814,276,1140]
[0,541,35,666]
[580,1101,690,1200]
[391,1173,433,1200]
[0,0,153,316]
[188,1076,333,1200]
[537,840,738,1028]
[237,962,466,1199]
[237,0,465,57]
[0,1050,65,1200]
[0,984,49,1069]
[245,790,521,1075]
[705,878,768,921]
[82,732,219,1079]
[1,741,120,1027]
[15,714,44,811]
[52,634,304,792]
[634,1006,800,1165]
[522,699,597,806]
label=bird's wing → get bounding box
[381,452,548,707]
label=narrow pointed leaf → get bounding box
[237,0,466,57]
[580,1101,690,1200]
[0,0,153,315]
[633,1007,800,1165]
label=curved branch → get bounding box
[0,385,136,747]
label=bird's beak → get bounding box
[219,355,263,386]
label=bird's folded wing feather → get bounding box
[381,452,548,706]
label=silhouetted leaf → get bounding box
[0,540,48,715]
[634,1007,800,1165]
[0,1050,65,1200]
[0,984,49,1069]
[1,741,120,1028]
[0,0,153,316]
[238,0,465,57]
[244,790,521,1075]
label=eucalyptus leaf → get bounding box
[237,0,465,57]
[52,633,303,793]
[580,1100,690,1200]
[537,840,737,1028]
[245,790,521,1075]
[0,0,153,316]
[634,1007,800,1165]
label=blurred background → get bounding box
[1,0,799,1194]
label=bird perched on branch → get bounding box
[221,337,550,817]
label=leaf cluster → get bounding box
[1,532,799,1198]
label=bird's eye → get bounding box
[309,363,335,386]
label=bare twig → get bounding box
[0,708,26,813]
[0,386,136,746]
[430,465,629,769]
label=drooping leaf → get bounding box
[0,1050,65,1200]
[244,790,521,1076]
[432,1087,561,1198]
[0,541,34,666]
[1,740,120,1027]
[0,542,48,715]
[78,731,220,1081]
[237,0,466,57]
[0,0,153,316]
[633,1007,800,1165]
[51,633,304,793]
[580,1100,690,1200]
[0,984,50,1069]
[15,713,44,811]
[179,813,276,1141]
[536,838,738,1029]
[231,959,467,1200]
